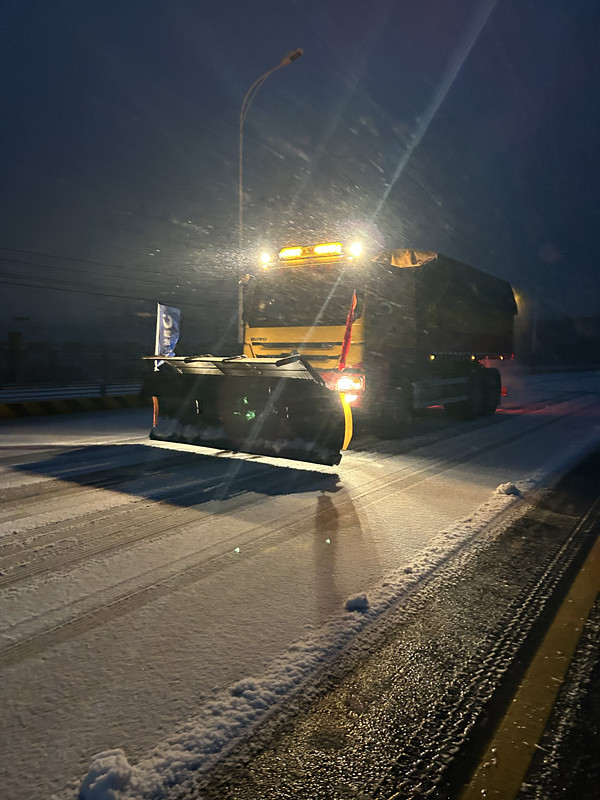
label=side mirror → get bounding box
[353,292,363,320]
[239,274,256,324]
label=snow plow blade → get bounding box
[143,355,348,466]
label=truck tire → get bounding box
[481,367,501,416]
[445,372,484,420]
[369,393,411,439]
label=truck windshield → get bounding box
[245,267,360,327]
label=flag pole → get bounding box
[154,303,161,371]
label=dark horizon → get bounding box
[1,0,599,344]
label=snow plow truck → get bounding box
[143,242,517,466]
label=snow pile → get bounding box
[495,481,522,496]
[79,749,132,800]
[345,593,370,612]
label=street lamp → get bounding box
[238,48,304,251]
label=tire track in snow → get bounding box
[0,394,596,669]
[0,454,249,557]
[0,395,558,586]
[351,394,600,512]
[0,450,211,514]
[0,460,333,588]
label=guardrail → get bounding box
[0,383,142,402]
[0,383,145,418]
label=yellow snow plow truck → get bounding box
[144,242,517,466]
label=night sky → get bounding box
[1,0,599,347]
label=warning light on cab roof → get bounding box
[278,242,345,261]
[279,246,303,260]
[313,242,343,256]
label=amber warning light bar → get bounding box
[260,241,363,267]
[280,242,342,260]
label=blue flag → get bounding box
[156,304,181,359]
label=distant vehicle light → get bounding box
[314,242,343,256]
[348,242,363,257]
[260,253,271,266]
[336,374,365,393]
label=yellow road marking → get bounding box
[460,522,600,799]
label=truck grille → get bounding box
[250,342,342,363]
[251,342,342,350]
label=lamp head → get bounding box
[281,48,304,65]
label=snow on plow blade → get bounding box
[143,355,347,466]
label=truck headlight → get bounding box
[336,374,365,393]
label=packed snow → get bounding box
[0,368,598,800]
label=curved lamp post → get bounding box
[238,48,304,251]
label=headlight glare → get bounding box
[336,374,364,393]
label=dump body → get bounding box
[374,250,516,358]
[361,252,514,369]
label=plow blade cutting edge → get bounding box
[143,356,350,466]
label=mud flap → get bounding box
[143,356,349,466]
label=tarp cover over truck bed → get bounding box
[383,250,517,358]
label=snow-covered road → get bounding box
[0,368,599,800]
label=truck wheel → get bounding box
[370,395,411,439]
[445,373,484,420]
[481,368,501,416]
